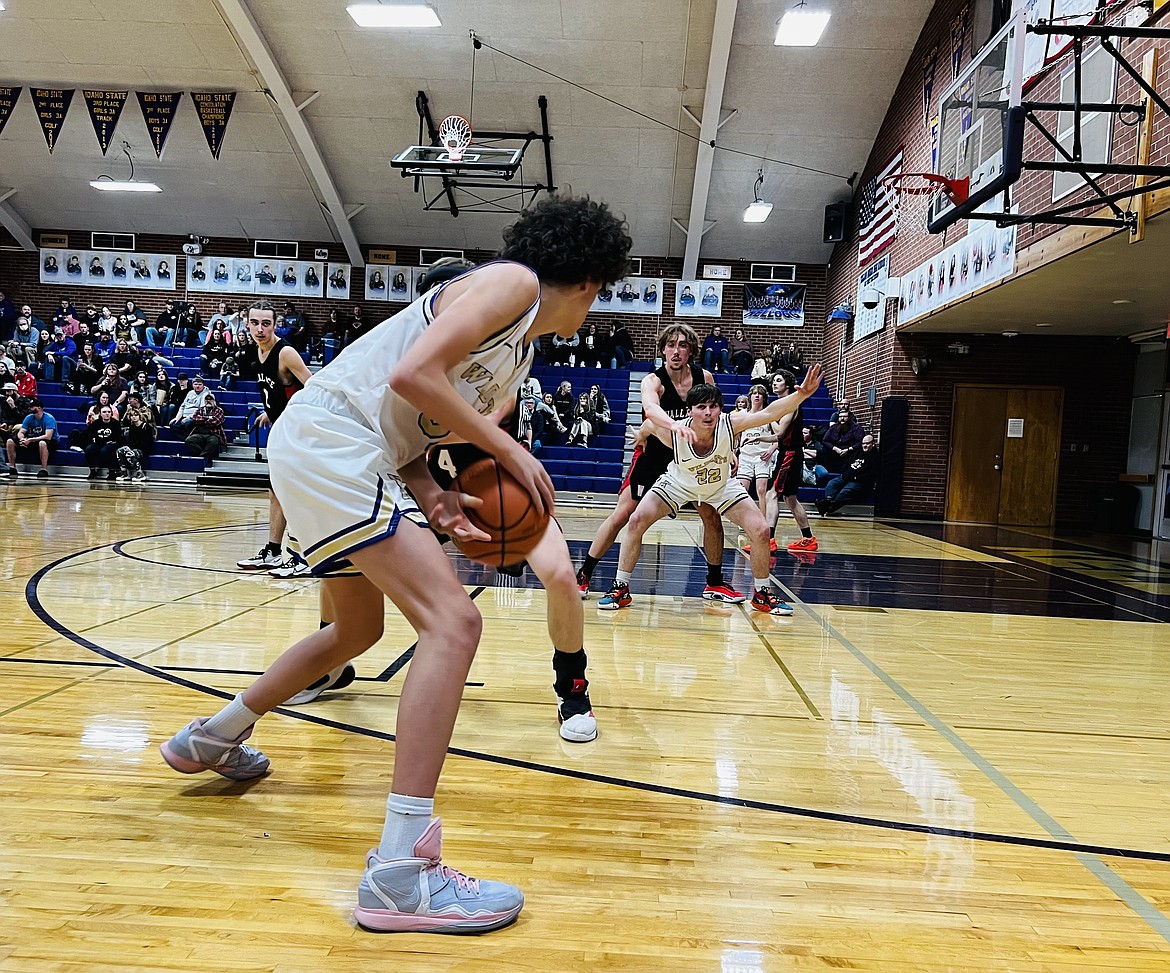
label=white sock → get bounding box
[615,569,631,585]
[379,793,435,860]
[754,577,771,592]
[203,693,263,742]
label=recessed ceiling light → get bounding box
[1002,331,1019,337]
[775,7,831,46]
[1112,299,1134,305]
[90,180,162,193]
[742,200,773,223]
[347,3,441,28]
[1035,322,1053,327]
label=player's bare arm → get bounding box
[389,263,555,513]
[730,364,823,436]
[398,455,489,543]
[279,345,313,387]
[640,373,698,443]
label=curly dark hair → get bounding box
[499,195,632,285]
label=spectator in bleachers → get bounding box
[128,369,152,401]
[608,322,634,369]
[728,328,755,375]
[207,301,238,339]
[553,379,574,429]
[71,342,102,396]
[117,400,156,482]
[817,435,878,515]
[780,342,804,373]
[79,304,100,333]
[124,300,147,344]
[91,363,128,410]
[218,352,240,390]
[83,390,120,424]
[113,314,134,343]
[98,306,118,332]
[81,403,123,480]
[548,329,578,365]
[13,361,37,399]
[815,404,864,484]
[42,329,76,384]
[184,391,226,459]
[231,327,259,380]
[539,392,567,442]
[520,375,542,401]
[122,388,154,428]
[567,391,599,447]
[6,397,57,478]
[701,326,729,373]
[13,316,38,354]
[587,383,611,433]
[345,305,371,345]
[148,301,180,348]
[0,382,27,446]
[0,361,12,385]
[577,323,605,368]
[53,300,78,335]
[21,304,47,335]
[94,331,116,362]
[0,289,16,340]
[169,374,210,436]
[73,320,92,348]
[149,367,176,425]
[111,338,140,378]
[278,302,309,354]
[201,323,233,377]
[174,304,202,347]
[322,308,343,362]
[801,426,818,486]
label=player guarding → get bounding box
[576,323,742,604]
[599,366,822,615]
[159,195,632,934]
[764,369,818,554]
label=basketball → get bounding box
[451,456,549,567]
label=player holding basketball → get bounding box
[159,196,631,934]
[576,323,742,604]
[599,367,822,616]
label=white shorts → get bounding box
[736,452,774,481]
[649,467,751,516]
[268,384,427,577]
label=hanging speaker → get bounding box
[823,201,848,243]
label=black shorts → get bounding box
[770,449,802,498]
[622,443,670,501]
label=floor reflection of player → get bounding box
[159,196,631,936]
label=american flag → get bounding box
[857,148,904,266]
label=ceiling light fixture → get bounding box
[1035,322,1053,327]
[775,1,831,46]
[89,141,161,193]
[347,2,441,28]
[743,168,773,223]
[1112,299,1134,305]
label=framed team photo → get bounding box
[234,260,256,293]
[255,261,279,295]
[128,253,153,285]
[742,282,806,326]
[387,266,413,303]
[365,264,390,302]
[187,257,212,291]
[300,261,324,298]
[589,276,663,315]
[674,279,723,317]
[152,255,176,289]
[39,249,63,284]
[210,258,233,293]
[326,262,350,299]
[85,251,109,285]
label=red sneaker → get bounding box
[743,538,779,555]
[787,536,818,552]
[702,580,746,604]
[576,569,591,599]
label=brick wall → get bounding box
[0,232,825,366]
[816,0,1145,525]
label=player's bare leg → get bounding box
[726,499,794,617]
[525,520,598,741]
[696,500,744,603]
[577,484,639,596]
[599,492,671,611]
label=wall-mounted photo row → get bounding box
[40,249,177,290]
[897,224,1017,325]
[742,283,806,327]
[187,257,347,299]
[589,277,664,315]
[364,264,415,303]
[674,280,723,317]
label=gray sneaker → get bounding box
[354,818,524,934]
[159,717,270,781]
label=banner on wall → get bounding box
[674,280,723,317]
[137,91,182,158]
[327,263,351,299]
[191,91,236,160]
[31,88,74,153]
[83,89,128,154]
[365,264,414,303]
[589,277,664,315]
[0,87,22,139]
[40,248,177,290]
[897,225,1017,325]
[743,283,806,327]
[187,256,330,299]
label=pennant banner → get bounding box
[83,89,128,154]
[31,88,74,153]
[191,91,236,160]
[950,3,971,81]
[0,87,21,139]
[921,46,938,131]
[137,91,182,158]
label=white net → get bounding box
[438,115,472,162]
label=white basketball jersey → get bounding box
[670,414,736,502]
[736,419,772,461]
[310,261,538,469]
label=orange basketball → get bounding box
[451,456,550,568]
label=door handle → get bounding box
[994,453,1002,472]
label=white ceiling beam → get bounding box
[0,191,36,251]
[682,0,738,279]
[213,1,364,267]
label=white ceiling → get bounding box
[0,0,934,262]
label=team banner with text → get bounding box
[137,91,182,158]
[0,87,22,139]
[743,283,806,327]
[31,88,74,153]
[191,91,236,159]
[83,89,128,154]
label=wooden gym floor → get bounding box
[2,481,1169,971]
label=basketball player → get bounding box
[599,367,822,616]
[735,383,778,520]
[159,195,632,934]
[576,323,742,604]
[764,369,818,553]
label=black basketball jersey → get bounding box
[778,404,804,452]
[644,362,705,463]
[256,338,304,422]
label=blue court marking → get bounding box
[20,528,1170,868]
[766,565,1170,942]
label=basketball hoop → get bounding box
[881,172,969,235]
[438,115,472,163]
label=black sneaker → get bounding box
[87,469,100,480]
[106,470,118,481]
[555,677,598,742]
[281,663,358,705]
[36,470,48,479]
[7,468,17,478]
